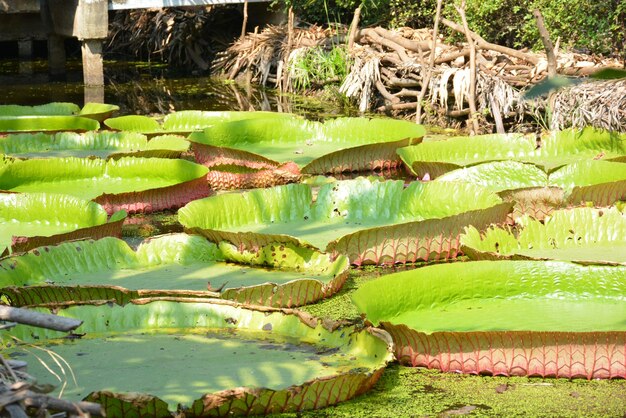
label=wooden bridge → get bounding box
[1,0,272,95]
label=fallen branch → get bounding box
[416,0,443,123]
[456,1,480,134]
[0,306,82,332]
[533,9,556,76]
[442,18,540,65]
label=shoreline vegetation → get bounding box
[106,2,625,133]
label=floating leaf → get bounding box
[0,102,80,116]
[0,157,210,214]
[179,178,510,265]
[2,300,393,417]
[435,161,548,192]
[352,260,626,378]
[398,128,626,177]
[0,193,125,256]
[0,116,100,133]
[189,117,425,174]
[0,234,350,307]
[0,131,188,159]
[461,207,626,264]
[78,103,120,122]
[397,133,536,178]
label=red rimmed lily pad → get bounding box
[352,260,626,379]
[0,233,350,308]
[0,131,188,159]
[2,299,393,417]
[0,157,210,215]
[179,178,511,265]
[0,192,125,256]
[188,116,426,177]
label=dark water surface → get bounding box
[0,59,347,118]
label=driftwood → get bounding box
[1,305,104,417]
[214,12,624,132]
[0,305,82,332]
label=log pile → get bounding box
[215,16,624,133]
[339,21,624,132]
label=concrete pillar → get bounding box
[47,34,66,77]
[17,40,33,58]
[81,39,104,87]
[84,84,104,104]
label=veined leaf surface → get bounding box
[3,300,392,417]
[188,116,425,174]
[0,157,210,214]
[0,116,100,133]
[0,102,80,116]
[398,128,626,177]
[0,131,188,159]
[0,234,349,307]
[461,207,626,264]
[0,193,124,255]
[351,260,626,378]
[179,178,510,264]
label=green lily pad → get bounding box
[0,157,210,214]
[534,128,626,171]
[0,116,100,133]
[104,111,292,136]
[397,133,536,178]
[0,192,125,256]
[189,116,426,174]
[435,160,626,206]
[435,161,548,192]
[78,103,120,122]
[461,206,626,264]
[179,178,511,265]
[351,260,626,379]
[2,300,393,417]
[0,131,188,159]
[0,233,350,307]
[398,128,626,178]
[0,102,80,116]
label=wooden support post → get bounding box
[241,0,248,39]
[17,40,33,59]
[47,34,66,77]
[82,39,104,87]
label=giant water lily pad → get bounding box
[461,207,626,264]
[0,102,81,116]
[398,128,626,178]
[0,233,349,307]
[0,116,100,133]
[435,160,626,219]
[2,300,393,417]
[104,110,291,136]
[0,193,125,256]
[179,178,511,265]
[0,102,119,121]
[0,157,210,214]
[0,131,188,159]
[351,260,626,379]
[533,128,626,170]
[188,117,426,174]
[78,103,120,121]
[397,133,535,178]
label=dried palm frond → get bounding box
[550,78,626,131]
[477,72,523,119]
[107,6,240,70]
[213,24,340,89]
[340,51,381,112]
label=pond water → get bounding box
[0,59,353,118]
